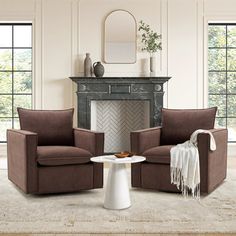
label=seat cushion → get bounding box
[18,108,74,146]
[142,145,174,164]
[37,146,93,166]
[161,107,217,145]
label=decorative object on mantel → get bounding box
[84,53,92,77]
[93,61,104,77]
[138,21,162,76]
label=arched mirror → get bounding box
[104,10,137,64]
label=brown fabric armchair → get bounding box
[131,107,228,194]
[7,108,104,194]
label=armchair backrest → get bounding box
[18,108,74,146]
[160,107,217,145]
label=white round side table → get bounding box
[90,155,146,210]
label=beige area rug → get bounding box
[0,169,236,234]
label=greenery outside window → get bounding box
[0,23,32,142]
[208,23,236,142]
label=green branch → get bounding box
[138,20,162,54]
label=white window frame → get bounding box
[203,15,236,153]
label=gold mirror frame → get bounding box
[104,10,137,64]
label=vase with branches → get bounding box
[138,20,162,75]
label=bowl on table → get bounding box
[114,151,134,158]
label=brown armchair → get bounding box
[7,108,104,194]
[131,107,228,194]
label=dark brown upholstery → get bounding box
[17,108,74,146]
[7,108,104,194]
[161,107,217,145]
[37,146,92,166]
[131,107,228,194]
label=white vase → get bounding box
[150,55,156,76]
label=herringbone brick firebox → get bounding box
[91,100,149,152]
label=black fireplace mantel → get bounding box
[69,76,171,129]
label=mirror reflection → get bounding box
[104,10,136,64]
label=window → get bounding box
[208,23,236,142]
[0,23,32,142]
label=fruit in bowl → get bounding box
[114,151,134,158]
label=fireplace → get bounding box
[70,76,170,152]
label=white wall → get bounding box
[42,0,73,109]
[0,0,74,110]
[1,0,236,155]
[1,0,236,112]
[167,0,199,108]
[78,0,162,77]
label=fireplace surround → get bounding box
[70,76,170,130]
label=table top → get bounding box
[90,155,146,164]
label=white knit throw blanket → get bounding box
[170,129,216,198]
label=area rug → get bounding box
[0,169,236,234]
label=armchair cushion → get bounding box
[161,107,217,145]
[37,146,93,166]
[18,108,74,146]
[143,145,174,164]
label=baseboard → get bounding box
[0,144,7,158]
[228,143,236,157]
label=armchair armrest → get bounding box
[74,128,104,156]
[197,128,228,193]
[130,127,162,155]
[7,129,38,193]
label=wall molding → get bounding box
[161,0,169,107]
[77,0,164,75]
[34,0,43,109]
[70,0,79,125]
[196,0,204,108]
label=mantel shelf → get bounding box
[70,76,171,84]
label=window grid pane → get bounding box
[0,23,32,143]
[208,23,236,142]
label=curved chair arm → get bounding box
[7,129,38,193]
[130,127,162,155]
[74,128,104,156]
[197,128,228,193]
